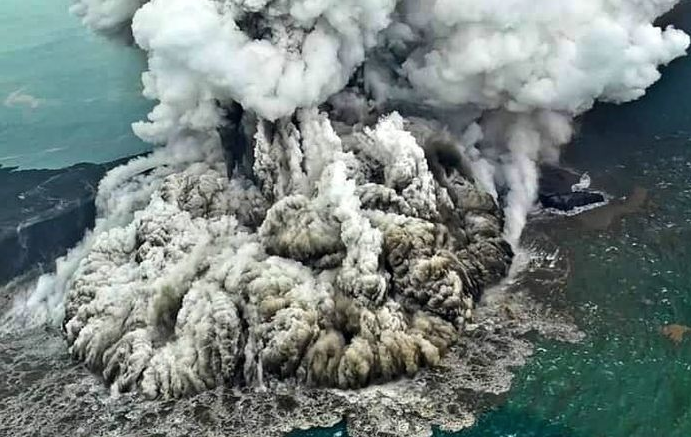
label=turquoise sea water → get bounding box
[454,142,691,437]
[0,0,151,169]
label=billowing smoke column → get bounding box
[60,109,512,397]
[71,0,690,243]
[51,0,688,397]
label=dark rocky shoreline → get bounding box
[538,165,606,212]
[0,157,136,284]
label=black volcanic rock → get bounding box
[538,165,604,212]
[539,191,605,211]
[0,157,133,284]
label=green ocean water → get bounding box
[0,0,151,169]
[453,144,691,437]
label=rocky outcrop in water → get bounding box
[539,191,606,211]
[538,165,606,212]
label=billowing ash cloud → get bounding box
[27,0,686,399]
[71,0,689,243]
[59,110,511,396]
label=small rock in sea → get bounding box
[661,324,691,344]
[539,191,606,211]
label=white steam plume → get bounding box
[68,0,690,244]
[69,0,689,242]
[371,0,688,242]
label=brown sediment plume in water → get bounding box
[661,324,691,344]
[576,186,648,230]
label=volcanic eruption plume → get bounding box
[20,0,688,405]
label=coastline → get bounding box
[0,155,145,284]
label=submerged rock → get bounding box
[576,187,648,230]
[661,324,691,344]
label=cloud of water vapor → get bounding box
[69,0,689,242]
